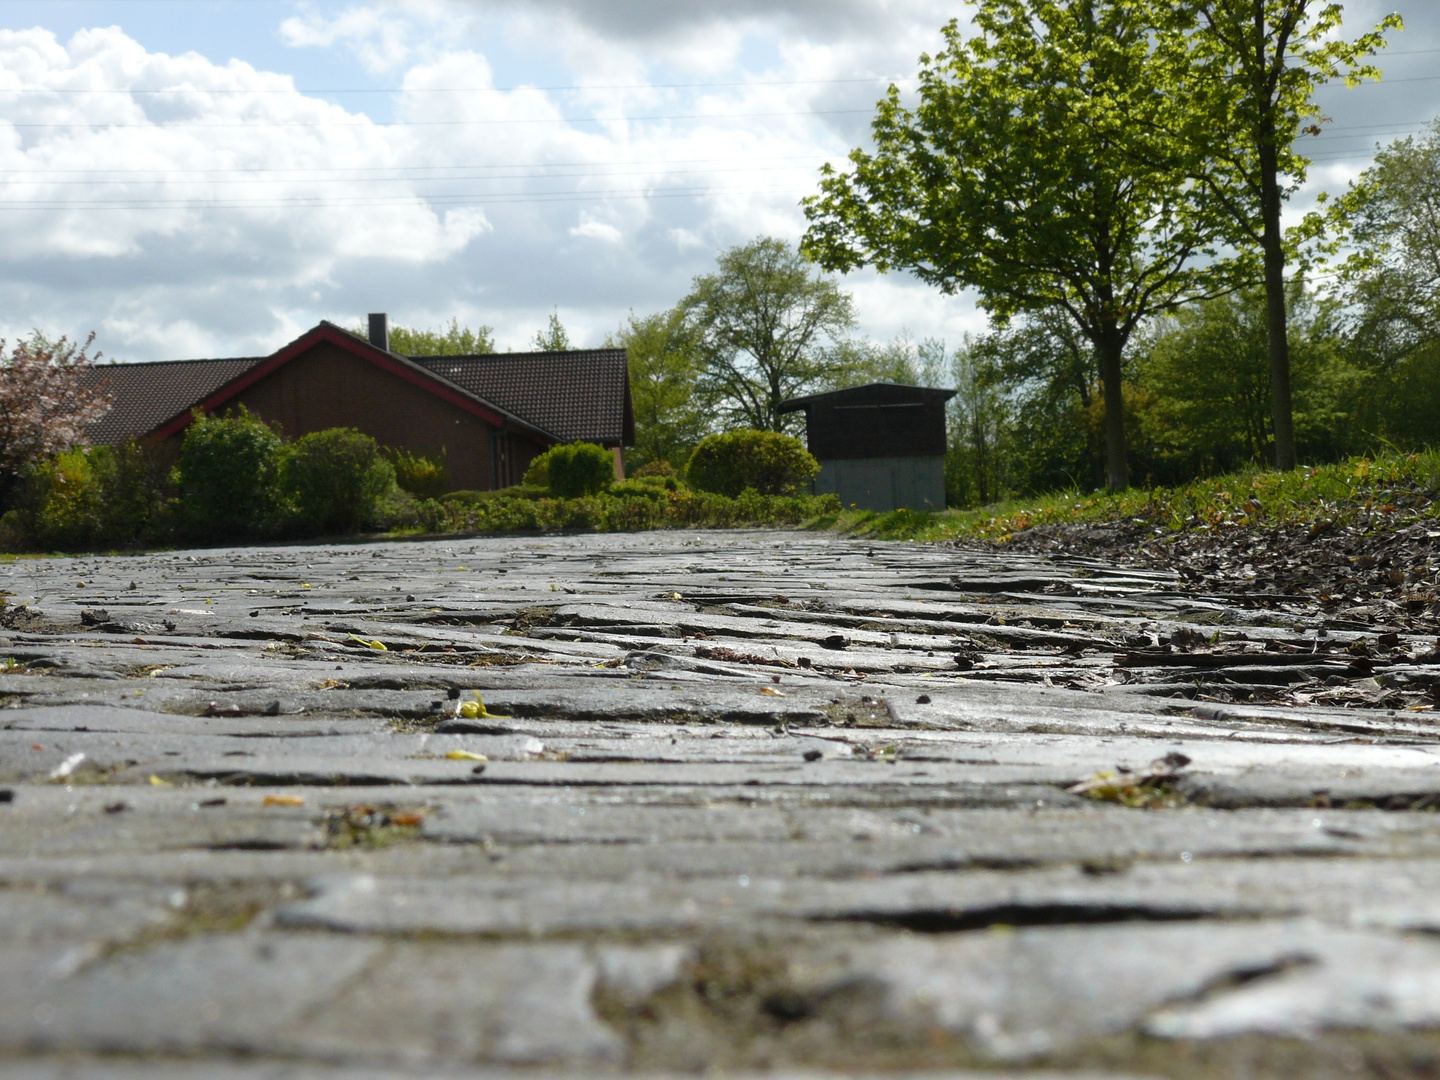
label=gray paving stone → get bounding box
[4,530,1440,1076]
[0,1066,1162,1080]
[0,933,384,1054]
[786,921,1421,1059]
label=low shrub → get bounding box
[417,488,840,536]
[387,447,448,499]
[442,484,547,505]
[174,407,284,540]
[2,439,169,552]
[687,431,819,497]
[27,448,106,550]
[633,460,677,479]
[609,479,670,500]
[375,487,421,531]
[282,428,397,535]
[543,442,616,498]
[521,453,549,488]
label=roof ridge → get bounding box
[92,356,265,369]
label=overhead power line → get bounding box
[3,107,874,129]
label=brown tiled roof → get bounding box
[413,350,633,446]
[83,357,265,446]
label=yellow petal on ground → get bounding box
[760,687,787,696]
[263,794,305,807]
[446,750,488,762]
[347,634,387,651]
[458,700,481,718]
[147,774,172,787]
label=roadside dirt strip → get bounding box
[4,529,1440,1080]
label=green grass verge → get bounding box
[828,449,1440,544]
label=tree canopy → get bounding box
[1338,119,1440,369]
[0,332,111,501]
[532,310,573,352]
[607,308,711,470]
[683,237,856,433]
[1154,0,1401,471]
[802,0,1241,489]
[388,319,495,357]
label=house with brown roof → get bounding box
[84,315,634,491]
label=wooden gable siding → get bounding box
[224,339,542,491]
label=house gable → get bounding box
[147,323,556,444]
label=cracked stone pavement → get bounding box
[4,530,1440,1080]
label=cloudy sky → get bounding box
[0,0,1435,361]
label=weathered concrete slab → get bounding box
[4,530,1440,1077]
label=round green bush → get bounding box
[541,442,615,498]
[387,446,448,499]
[282,428,397,535]
[686,430,819,497]
[521,450,550,488]
[174,407,283,539]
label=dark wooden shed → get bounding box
[779,383,956,512]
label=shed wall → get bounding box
[815,455,946,513]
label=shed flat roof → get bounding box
[778,382,957,413]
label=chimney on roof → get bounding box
[367,313,389,352]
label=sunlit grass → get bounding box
[824,449,1440,544]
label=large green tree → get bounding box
[1156,0,1400,471]
[684,237,856,433]
[1338,119,1440,369]
[607,308,712,470]
[803,0,1240,489]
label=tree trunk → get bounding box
[1259,142,1297,471]
[1096,335,1129,491]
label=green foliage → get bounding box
[609,478,670,500]
[415,487,841,536]
[1133,285,1359,480]
[684,237,856,434]
[821,333,949,392]
[27,449,105,550]
[388,318,495,357]
[609,309,711,469]
[386,446,449,498]
[521,452,549,488]
[1152,0,1402,470]
[0,329,111,506]
[174,407,284,539]
[687,430,819,498]
[1338,119,1440,370]
[7,440,167,552]
[633,460,677,479]
[803,0,1247,490]
[831,449,1440,546]
[543,442,615,498]
[281,428,397,535]
[532,310,572,351]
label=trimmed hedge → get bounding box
[416,488,839,534]
[686,430,818,497]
